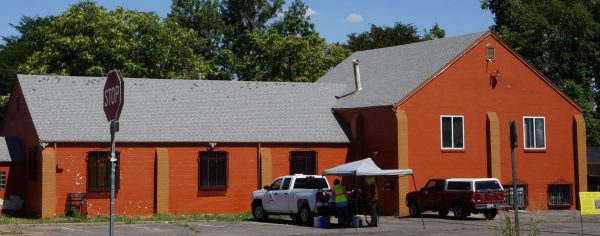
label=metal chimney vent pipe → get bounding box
[352,59,362,91]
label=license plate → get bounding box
[486,204,495,209]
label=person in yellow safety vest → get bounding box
[366,176,379,227]
[333,179,350,227]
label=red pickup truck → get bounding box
[405,178,505,220]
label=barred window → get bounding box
[504,184,528,207]
[547,184,572,207]
[198,151,228,189]
[0,171,6,189]
[290,151,317,175]
[87,151,120,192]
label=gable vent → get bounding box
[486,44,495,62]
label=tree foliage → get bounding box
[346,22,446,52]
[482,0,600,145]
[252,0,350,82]
[168,0,225,59]
[168,0,350,81]
[15,2,209,80]
[0,16,54,95]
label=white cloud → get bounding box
[306,7,317,17]
[344,13,364,23]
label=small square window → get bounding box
[440,115,464,149]
[523,117,546,149]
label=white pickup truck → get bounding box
[251,174,335,225]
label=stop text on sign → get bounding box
[104,85,120,107]
[103,69,124,122]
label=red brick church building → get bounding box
[0,31,587,217]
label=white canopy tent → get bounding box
[323,158,413,176]
[322,157,424,228]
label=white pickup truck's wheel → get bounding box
[298,204,314,226]
[252,201,269,221]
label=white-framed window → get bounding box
[523,116,546,149]
[440,115,464,150]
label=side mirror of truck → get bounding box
[420,188,425,192]
[263,185,270,190]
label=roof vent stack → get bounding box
[352,59,362,91]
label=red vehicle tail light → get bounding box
[471,192,482,202]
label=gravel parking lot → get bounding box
[0,210,598,236]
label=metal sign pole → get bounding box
[104,69,123,236]
[109,121,118,236]
[511,142,519,235]
[509,121,519,236]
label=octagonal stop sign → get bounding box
[103,70,124,122]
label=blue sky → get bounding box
[0,0,494,44]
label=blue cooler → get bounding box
[351,215,362,228]
[314,216,330,228]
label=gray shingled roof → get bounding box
[0,137,24,162]
[317,31,488,109]
[18,75,350,143]
[589,147,600,164]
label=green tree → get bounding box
[209,0,348,81]
[220,0,284,39]
[423,23,446,40]
[16,1,210,79]
[168,0,225,59]
[346,22,445,52]
[482,0,600,145]
[253,0,350,82]
[217,0,284,80]
[0,16,54,95]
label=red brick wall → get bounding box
[335,34,582,213]
[50,143,348,216]
[55,144,156,216]
[266,144,349,188]
[168,144,348,214]
[398,34,581,210]
[168,145,258,214]
[1,82,40,216]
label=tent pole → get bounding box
[355,174,358,230]
[411,174,425,229]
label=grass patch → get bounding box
[0,211,254,225]
[497,214,540,236]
